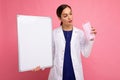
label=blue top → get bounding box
[62,30,76,80]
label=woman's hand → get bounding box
[91,27,97,34]
[90,27,97,41]
[32,66,40,72]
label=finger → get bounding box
[35,66,40,71]
[36,67,40,71]
[91,26,94,28]
[91,28,95,31]
[32,66,40,72]
[91,31,97,34]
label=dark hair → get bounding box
[56,4,72,25]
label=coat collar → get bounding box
[56,26,78,43]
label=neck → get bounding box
[62,24,73,31]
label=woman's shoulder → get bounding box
[53,26,61,31]
[52,26,84,35]
[73,26,84,34]
[52,26,62,36]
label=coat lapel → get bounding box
[57,26,66,43]
[57,26,78,44]
[71,27,78,44]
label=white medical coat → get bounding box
[48,26,94,80]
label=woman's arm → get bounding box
[81,27,96,57]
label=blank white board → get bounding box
[17,15,53,72]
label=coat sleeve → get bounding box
[51,30,55,68]
[52,31,55,60]
[41,31,55,70]
[80,31,94,58]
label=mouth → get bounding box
[68,20,72,23]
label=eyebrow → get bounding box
[62,14,67,16]
[62,11,72,15]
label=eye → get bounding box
[63,14,67,18]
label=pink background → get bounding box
[0,0,120,80]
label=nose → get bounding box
[68,15,72,20]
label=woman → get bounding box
[33,4,96,80]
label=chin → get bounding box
[69,23,73,26]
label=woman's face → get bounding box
[60,7,73,26]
